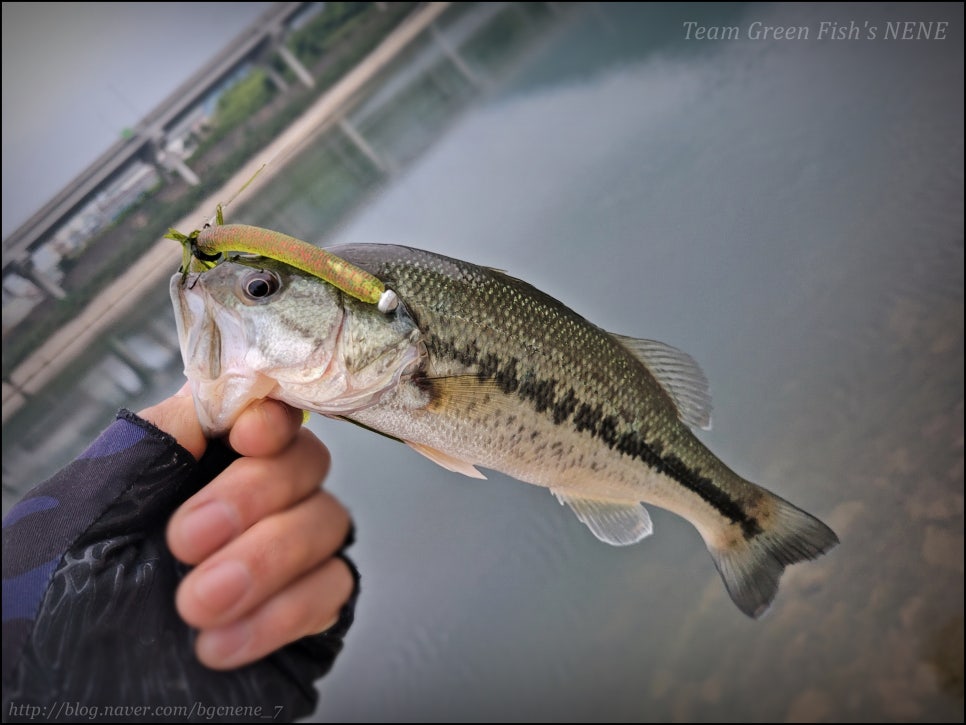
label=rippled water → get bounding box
[301,5,963,721]
[5,3,964,721]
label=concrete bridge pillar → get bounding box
[150,137,200,187]
[165,154,201,187]
[276,44,315,89]
[106,336,154,387]
[337,117,393,175]
[263,64,291,93]
[9,260,66,301]
[430,23,483,87]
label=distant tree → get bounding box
[213,68,276,131]
[287,2,370,67]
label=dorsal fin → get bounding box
[611,334,713,430]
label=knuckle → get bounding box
[299,433,332,477]
[252,517,306,573]
[316,490,351,532]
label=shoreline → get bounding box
[2,2,451,421]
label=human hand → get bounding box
[139,389,354,670]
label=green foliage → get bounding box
[287,2,371,68]
[213,67,275,131]
[2,1,422,377]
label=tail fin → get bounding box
[707,493,839,618]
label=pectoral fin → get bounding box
[552,491,653,546]
[407,441,487,479]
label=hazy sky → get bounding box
[1,2,272,239]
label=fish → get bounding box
[170,243,839,618]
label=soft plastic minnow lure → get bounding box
[166,208,398,312]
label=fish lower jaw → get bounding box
[190,371,278,438]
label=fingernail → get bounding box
[178,501,237,555]
[199,621,252,665]
[193,560,251,614]
[316,614,340,634]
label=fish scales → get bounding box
[337,246,758,528]
[171,242,839,618]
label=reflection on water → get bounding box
[1,2,561,508]
[3,3,963,722]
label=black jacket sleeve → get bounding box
[2,410,358,723]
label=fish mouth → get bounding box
[189,372,279,438]
[171,272,281,437]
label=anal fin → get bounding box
[552,490,653,546]
[407,441,487,479]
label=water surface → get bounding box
[4,3,963,721]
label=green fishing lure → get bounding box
[166,206,398,312]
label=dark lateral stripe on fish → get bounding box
[426,335,762,537]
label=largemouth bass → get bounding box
[171,244,838,618]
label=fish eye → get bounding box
[241,270,281,301]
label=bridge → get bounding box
[1,1,315,293]
[1,1,469,424]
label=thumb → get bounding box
[138,383,208,461]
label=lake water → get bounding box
[3,3,963,722]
